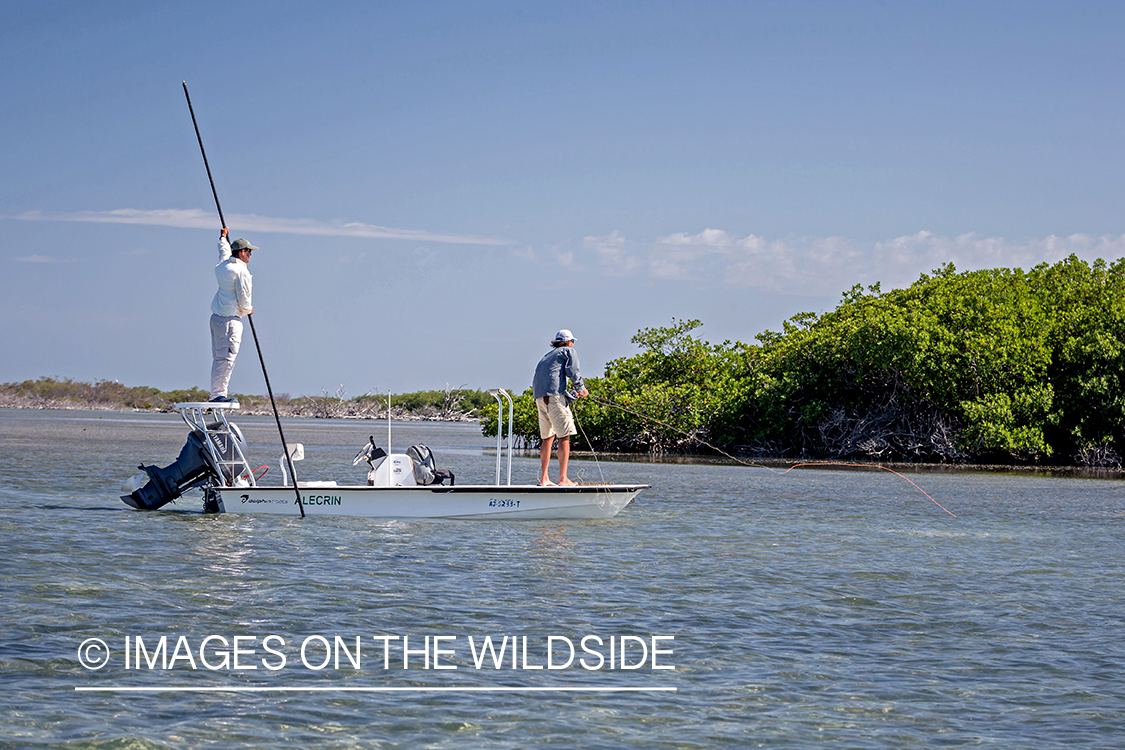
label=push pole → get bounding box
[183,81,305,518]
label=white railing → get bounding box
[175,402,255,487]
[489,389,514,485]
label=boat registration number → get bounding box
[488,499,520,508]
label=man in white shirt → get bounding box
[209,226,256,402]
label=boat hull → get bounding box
[212,484,648,519]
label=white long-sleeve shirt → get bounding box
[211,237,252,317]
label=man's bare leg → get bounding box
[558,436,577,486]
[539,435,556,485]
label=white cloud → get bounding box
[14,208,510,246]
[555,248,583,271]
[584,230,640,274]
[719,230,1125,294]
[12,254,70,263]
[651,229,739,280]
[870,230,1125,273]
[412,247,437,267]
[533,240,586,272]
[656,228,735,247]
[650,245,713,280]
[572,228,1125,295]
[735,234,766,250]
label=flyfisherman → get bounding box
[209,226,256,403]
[532,329,589,486]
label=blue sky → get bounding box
[3,1,1124,396]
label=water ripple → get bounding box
[3,411,1125,748]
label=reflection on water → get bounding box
[3,409,1125,748]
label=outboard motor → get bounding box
[121,431,215,510]
[121,420,249,510]
[121,403,253,511]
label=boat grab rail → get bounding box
[174,402,256,488]
[489,389,514,485]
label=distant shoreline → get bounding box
[4,398,1121,478]
[571,449,1125,478]
[0,397,479,422]
[0,377,487,422]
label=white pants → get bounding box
[210,314,243,399]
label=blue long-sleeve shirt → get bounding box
[532,347,584,399]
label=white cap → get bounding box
[554,329,576,343]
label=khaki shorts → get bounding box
[536,395,576,439]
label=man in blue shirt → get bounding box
[531,329,589,486]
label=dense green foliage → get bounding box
[480,318,753,452]
[483,256,1125,466]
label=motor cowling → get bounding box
[121,431,216,510]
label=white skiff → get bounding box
[120,401,648,520]
[212,483,645,519]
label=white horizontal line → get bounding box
[75,686,676,693]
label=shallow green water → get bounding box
[2,409,1124,748]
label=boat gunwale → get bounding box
[215,484,652,494]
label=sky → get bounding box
[3,0,1124,397]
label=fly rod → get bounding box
[183,81,305,518]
